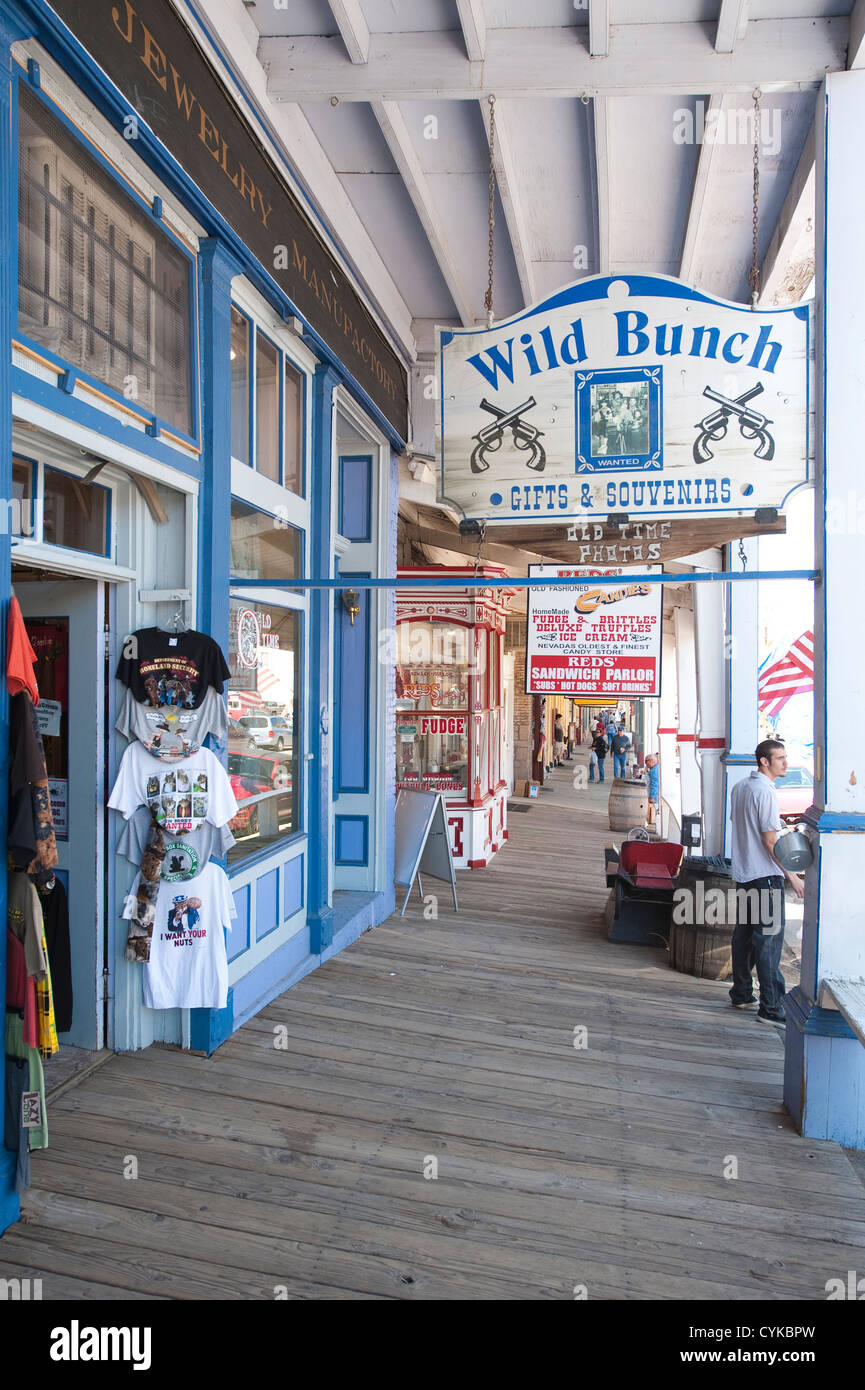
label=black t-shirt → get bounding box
[116,628,230,710]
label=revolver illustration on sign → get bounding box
[692,383,775,464]
[469,397,546,474]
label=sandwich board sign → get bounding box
[394,790,459,917]
[436,273,810,524]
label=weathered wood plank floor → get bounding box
[3,763,864,1299]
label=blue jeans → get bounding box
[596,758,605,783]
[729,876,787,1013]
[613,753,627,778]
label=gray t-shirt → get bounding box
[730,770,783,882]
[116,806,235,879]
[116,685,227,761]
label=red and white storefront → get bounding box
[395,567,514,868]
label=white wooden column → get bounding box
[675,606,701,834]
[658,627,680,834]
[784,69,865,1148]
[694,565,727,857]
[723,539,760,856]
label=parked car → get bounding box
[774,766,814,823]
[239,714,292,750]
[228,752,293,837]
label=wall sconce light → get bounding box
[342,588,360,626]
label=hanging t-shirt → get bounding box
[116,809,235,879]
[115,686,228,761]
[115,628,230,709]
[123,862,235,1010]
[108,743,238,835]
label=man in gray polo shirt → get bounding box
[729,739,805,1025]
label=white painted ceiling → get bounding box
[185,0,852,402]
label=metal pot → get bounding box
[774,828,813,873]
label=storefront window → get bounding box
[230,499,300,584]
[226,599,300,865]
[230,307,251,464]
[284,358,303,497]
[255,331,280,483]
[17,86,192,436]
[396,620,471,795]
[43,466,109,556]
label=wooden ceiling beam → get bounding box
[262,20,845,102]
[715,0,750,54]
[759,124,815,306]
[456,0,487,62]
[679,94,726,286]
[326,0,370,63]
[592,96,611,276]
[371,100,476,327]
[589,0,610,58]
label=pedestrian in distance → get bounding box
[611,725,631,779]
[728,739,806,1027]
[553,713,565,767]
[590,729,609,783]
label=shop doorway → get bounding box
[14,573,109,1054]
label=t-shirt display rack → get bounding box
[109,623,238,1009]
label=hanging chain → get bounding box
[748,89,762,308]
[738,538,748,572]
[473,521,487,580]
[485,95,496,329]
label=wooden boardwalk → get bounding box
[3,763,864,1299]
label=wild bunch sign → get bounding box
[436,275,810,523]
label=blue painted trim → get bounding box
[11,365,203,478]
[334,571,371,796]
[0,0,32,1237]
[723,754,756,766]
[14,0,407,451]
[785,985,857,1039]
[335,814,369,867]
[16,70,201,446]
[307,364,339,954]
[338,454,373,542]
[189,987,233,1055]
[227,830,308,881]
[255,867,280,942]
[219,569,818,592]
[804,810,865,832]
[282,853,304,921]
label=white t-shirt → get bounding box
[123,862,236,1010]
[108,743,238,835]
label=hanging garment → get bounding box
[116,628,230,709]
[34,927,59,1059]
[7,870,47,979]
[6,1010,48,1153]
[38,877,72,1034]
[124,813,166,964]
[3,1055,30,1193]
[6,929,38,1049]
[6,597,39,705]
[117,808,234,876]
[115,684,228,761]
[108,742,238,837]
[122,861,236,1010]
[8,693,57,874]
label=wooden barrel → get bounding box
[669,872,735,979]
[608,778,648,831]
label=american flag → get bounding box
[758,630,814,717]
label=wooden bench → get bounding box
[817,978,865,1047]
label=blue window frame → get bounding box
[230,303,306,497]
